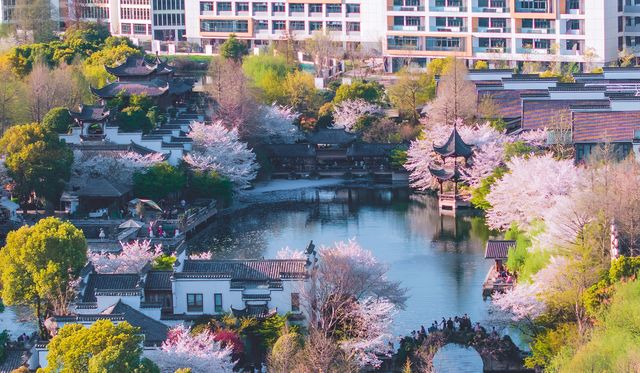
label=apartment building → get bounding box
[5,0,640,67]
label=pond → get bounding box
[191,186,497,338]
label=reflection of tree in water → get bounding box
[406,194,498,301]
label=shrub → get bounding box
[133,163,186,200]
[42,107,73,134]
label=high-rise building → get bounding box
[4,0,640,69]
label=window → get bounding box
[309,3,322,13]
[256,20,268,30]
[566,19,580,30]
[200,1,213,12]
[346,3,360,14]
[347,22,360,32]
[567,0,579,10]
[133,24,146,34]
[272,2,285,12]
[309,21,323,31]
[290,21,305,30]
[236,2,249,12]
[326,21,342,31]
[187,293,203,312]
[273,20,286,30]
[289,3,304,12]
[522,38,550,49]
[326,4,341,13]
[201,19,249,32]
[566,39,581,50]
[214,293,223,313]
[291,293,300,312]
[121,23,131,34]
[217,2,231,12]
[253,2,267,12]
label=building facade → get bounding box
[5,0,640,66]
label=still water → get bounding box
[192,187,496,338]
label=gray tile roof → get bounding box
[176,259,307,280]
[346,143,402,158]
[105,56,172,78]
[267,144,316,158]
[145,271,172,291]
[485,240,515,259]
[75,177,131,198]
[0,349,29,373]
[101,301,168,345]
[82,273,141,302]
[305,128,357,145]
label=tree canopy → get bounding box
[220,34,246,61]
[0,123,73,205]
[0,217,87,336]
[40,320,159,373]
[42,107,73,134]
[333,80,385,104]
[133,163,186,200]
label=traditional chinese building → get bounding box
[68,104,110,141]
[90,55,193,108]
[429,122,473,215]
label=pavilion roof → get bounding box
[428,165,463,182]
[433,128,473,158]
[105,55,172,78]
[485,240,516,260]
[69,104,110,122]
[90,79,170,98]
[305,128,357,146]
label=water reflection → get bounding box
[191,187,497,335]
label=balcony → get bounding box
[564,28,583,35]
[389,25,426,31]
[473,46,510,53]
[627,25,640,32]
[472,6,509,13]
[200,10,215,16]
[476,26,510,33]
[563,8,584,15]
[516,47,550,54]
[289,11,305,17]
[387,5,425,11]
[429,25,467,32]
[387,43,422,51]
[519,27,554,34]
[430,5,467,12]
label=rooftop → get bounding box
[105,55,172,78]
[305,128,357,146]
[572,111,640,143]
[82,273,141,302]
[485,240,516,260]
[433,127,473,159]
[69,104,110,123]
[176,259,308,281]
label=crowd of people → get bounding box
[408,314,503,343]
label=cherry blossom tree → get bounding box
[491,256,569,322]
[189,251,213,260]
[339,297,396,368]
[302,239,405,369]
[405,119,503,190]
[89,240,163,274]
[147,324,235,373]
[276,247,306,259]
[485,154,582,229]
[461,141,505,188]
[254,104,302,144]
[184,121,258,189]
[332,99,383,133]
[72,150,164,186]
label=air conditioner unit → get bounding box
[448,26,460,32]
[539,29,548,34]
[405,25,418,31]
[494,7,504,13]
[486,28,501,32]
[402,6,417,11]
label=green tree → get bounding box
[83,37,143,87]
[39,320,159,373]
[0,123,73,207]
[333,80,385,104]
[469,166,506,210]
[282,70,320,114]
[42,107,73,134]
[117,106,153,133]
[220,34,247,61]
[242,54,292,104]
[387,68,435,123]
[0,217,87,336]
[189,171,233,202]
[133,163,186,200]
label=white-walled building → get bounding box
[3,0,627,67]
